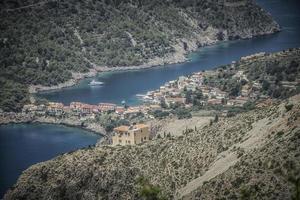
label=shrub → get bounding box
[285,104,294,112]
[277,131,284,137]
[137,177,167,200]
[214,115,219,122]
[174,108,192,119]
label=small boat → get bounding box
[142,96,152,101]
[89,80,104,86]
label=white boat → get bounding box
[142,96,152,101]
[89,80,104,86]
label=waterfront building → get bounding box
[47,102,64,116]
[115,106,125,115]
[22,104,37,113]
[98,103,116,112]
[112,124,150,146]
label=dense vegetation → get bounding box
[205,48,300,99]
[0,79,29,112]
[0,0,278,111]
[243,50,300,98]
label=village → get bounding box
[21,67,256,127]
[21,101,154,146]
[16,50,300,146]
[140,63,263,109]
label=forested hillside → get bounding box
[0,0,279,111]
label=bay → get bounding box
[39,0,300,106]
[0,124,100,198]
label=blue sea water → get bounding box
[0,124,100,198]
[39,0,300,106]
[1,0,300,198]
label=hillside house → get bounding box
[207,99,223,105]
[124,106,142,118]
[112,124,150,146]
[165,97,186,107]
[227,96,249,107]
[241,85,252,97]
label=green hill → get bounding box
[0,0,279,111]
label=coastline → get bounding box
[28,42,191,94]
[14,28,282,141]
[0,112,107,137]
[29,26,281,94]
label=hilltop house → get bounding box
[112,124,150,146]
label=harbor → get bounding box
[1,0,300,197]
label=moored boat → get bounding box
[89,80,104,86]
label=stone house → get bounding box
[112,124,150,146]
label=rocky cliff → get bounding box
[4,94,299,199]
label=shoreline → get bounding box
[28,49,190,94]
[0,113,107,137]
[28,28,281,94]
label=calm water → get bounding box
[1,0,300,198]
[39,0,300,106]
[0,124,100,197]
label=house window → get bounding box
[119,140,122,144]
[144,137,147,140]
[128,141,131,144]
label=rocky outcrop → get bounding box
[4,95,299,200]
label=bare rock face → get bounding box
[4,93,300,199]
